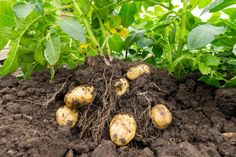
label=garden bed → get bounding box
[0,58,235,157]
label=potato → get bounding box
[109,114,137,146]
[150,104,172,129]
[127,64,150,80]
[64,85,95,108]
[55,106,78,128]
[222,132,236,139]
[114,78,129,96]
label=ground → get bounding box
[0,57,235,157]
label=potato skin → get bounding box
[127,64,150,80]
[114,78,129,96]
[109,114,137,146]
[55,106,78,128]
[64,85,95,109]
[150,104,172,129]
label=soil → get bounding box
[0,57,236,157]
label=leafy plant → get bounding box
[0,0,236,87]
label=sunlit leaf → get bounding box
[119,3,137,27]
[13,2,36,18]
[0,41,19,76]
[58,18,86,43]
[202,0,236,14]
[188,24,227,49]
[44,35,61,65]
[0,0,16,28]
[108,35,124,53]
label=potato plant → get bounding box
[0,0,236,86]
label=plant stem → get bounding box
[177,0,187,55]
[72,0,111,65]
[97,13,112,61]
[72,0,100,52]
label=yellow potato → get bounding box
[150,104,172,129]
[109,114,137,146]
[64,85,95,108]
[127,64,150,80]
[114,78,129,96]
[55,106,78,128]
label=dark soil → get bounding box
[0,57,236,157]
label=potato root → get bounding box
[114,78,129,96]
[55,106,78,128]
[150,104,172,129]
[127,64,150,80]
[109,114,137,146]
[64,85,95,108]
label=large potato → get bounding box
[55,106,78,128]
[109,114,137,146]
[64,85,95,109]
[127,64,150,80]
[114,78,129,96]
[150,104,172,129]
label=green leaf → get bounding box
[207,12,221,23]
[206,55,221,66]
[60,0,72,3]
[13,2,36,18]
[58,18,86,43]
[198,75,221,87]
[0,0,16,28]
[119,3,137,27]
[233,44,236,56]
[108,35,124,53]
[0,34,8,50]
[223,8,236,20]
[94,0,112,19]
[34,39,46,65]
[188,24,227,49]
[20,62,36,79]
[78,0,91,14]
[202,0,236,14]
[199,63,212,75]
[198,0,212,9]
[0,41,19,76]
[44,35,61,65]
[225,76,236,87]
[137,37,152,48]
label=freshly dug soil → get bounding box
[0,57,235,157]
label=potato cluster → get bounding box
[55,85,95,128]
[55,64,173,147]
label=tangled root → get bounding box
[77,67,116,143]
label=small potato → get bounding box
[114,78,129,96]
[55,106,78,128]
[109,114,137,146]
[150,104,172,129]
[65,85,95,109]
[222,132,236,139]
[127,64,150,80]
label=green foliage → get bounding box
[188,24,227,49]
[44,35,61,65]
[13,2,36,18]
[119,3,137,27]
[57,18,86,43]
[0,0,16,28]
[0,0,235,88]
